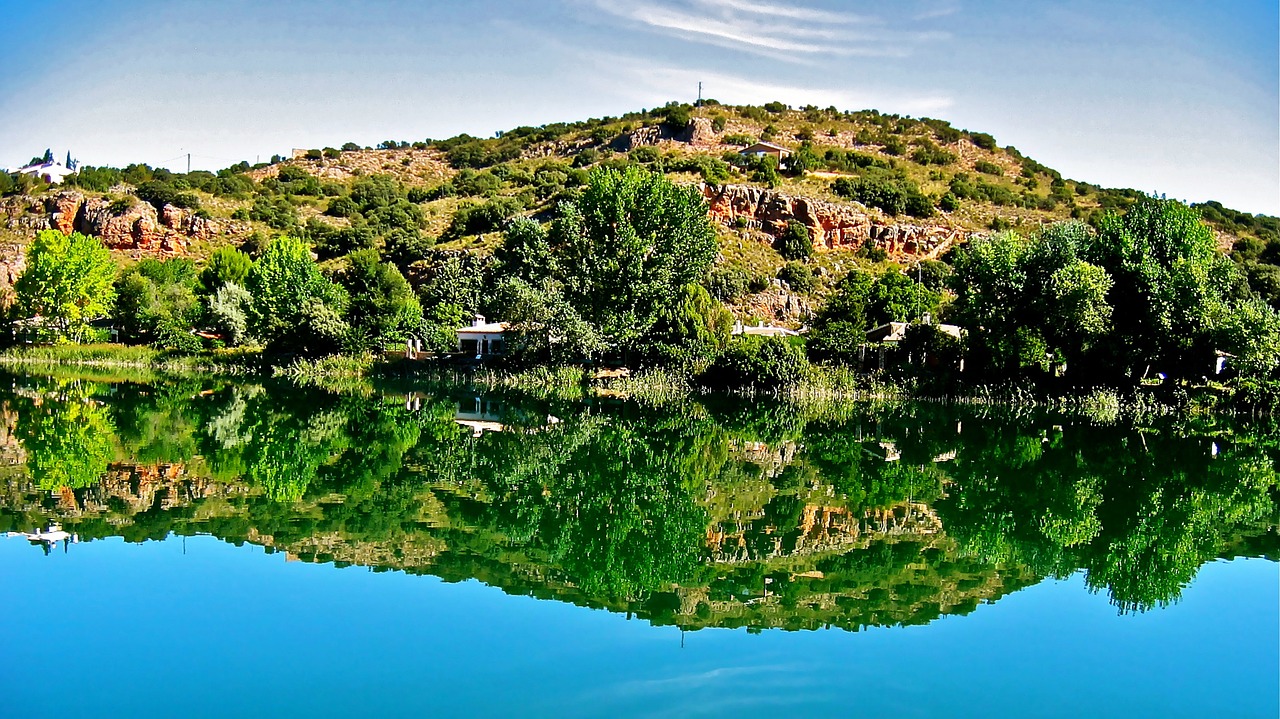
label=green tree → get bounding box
[777,220,813,260]
[1085,198,1245,381]
[200,245,253,292]
[113,258,202,350]
[337,249,424,350]
[245,236,349,355]
[13,230,117,342]
[553,166,719,352]
[638,283,733,371]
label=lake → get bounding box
[1,370,1276,718]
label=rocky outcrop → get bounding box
[76,196,187,254]
[704,184,969,260]
[680,117,718,147]
[0,243,26,310]
[1,191,246,256]
[615,118,722,152]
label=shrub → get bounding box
[722,133,755,146]
[776,220,814,260]
[778,262,814,293]
[702,335,808,391]
[968,132,998,150]
[974,160,1003,176]
[706,266,750,302]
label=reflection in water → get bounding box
[0,372,1276,630]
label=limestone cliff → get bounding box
[703,183,969,261]
[1,191,250,259]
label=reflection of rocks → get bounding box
[707,500,944,563]
[65,464,244,516]
[704,184,968,260]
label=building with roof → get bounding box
[740,141,792,163]
[15,160,76,185]
[865,321,963,344]
[457,315,507,357]
[733,320,801,338]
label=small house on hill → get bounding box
[740,141,791,163]
[457,315,507,357]
[733,320,800,338]
[15,160,76,185]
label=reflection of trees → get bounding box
[13,382,114,490]
[2,370,1276,626]
[938,423,1279,612]
[447,412,715,601]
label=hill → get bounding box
[2,101,1278,318]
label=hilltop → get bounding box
[3,101,1277,318]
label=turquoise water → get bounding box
[0,372,1277,716]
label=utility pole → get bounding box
[697,81,703,107]
[186,153,191,174]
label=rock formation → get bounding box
[703,184,969,261]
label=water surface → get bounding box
[1,372,1276,717]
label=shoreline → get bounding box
[0,342,1254,418]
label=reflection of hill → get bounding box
[0,371,1276,628]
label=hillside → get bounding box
[2,101,1278,319]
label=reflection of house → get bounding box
[740,142,791,164]
[454,397,506,437]
[456,315,507,357]
[733,320,800,338]
[15,160,76,185]
[7,523,78,554]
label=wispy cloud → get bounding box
[593,57,955,115]
[585,0,947,61]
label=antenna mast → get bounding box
[697,82,703,107]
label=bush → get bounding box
[706,266,749,302]
[778,262,814,293]
[968,132,998,150]
[443,197,524,239]
[702,335,808,391]
[832,177,932,217]
[776,220,814,260]
[974,160,1003,176]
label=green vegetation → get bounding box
[1,103,1275,411]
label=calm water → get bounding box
[1,371,1277,717]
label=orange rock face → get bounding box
[703,184,968,261]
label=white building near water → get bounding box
[733,320,801,338]
[457,315,507,357]
[15,160,76,185]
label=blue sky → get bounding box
[1,0,1276,214]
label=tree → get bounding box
[777,220,813,260]
[245,236,348,355]
[13,230,117,342]
[491,277,604,365]
[553,166,719,352]
[200,246,253,292]
[336,249,423,350]
[1084,198,1240,381]
[207,282,254,346]
[637,283,733,371]
[112,258,201,350]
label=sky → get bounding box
[0,0,1276,214]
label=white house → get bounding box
[457,315,507,357]
[740,141,791,163]
[15,160,76,185]
[733,320,800,338]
